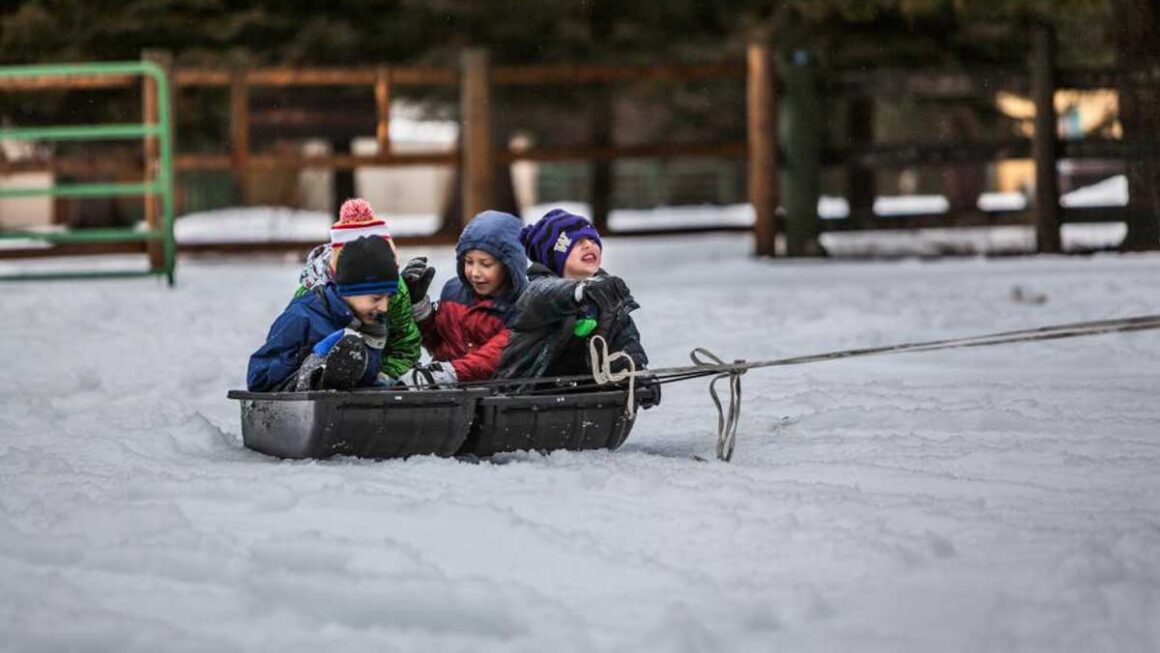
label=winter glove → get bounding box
[577,275,634,316]
[375,372,407,388]
[402,257,436,305]
[315,326,384,353]
[411,295,434,322]
[292,354,326,391]
[406,361,458,388]
[312,328,355,356]
[356,319,387,350]
[635,374,662,410]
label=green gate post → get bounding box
[0,61,177,284]
[779,50,825,257]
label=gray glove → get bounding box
[357,320,388,350]
[411,295,433,322]
[406,361,458,388]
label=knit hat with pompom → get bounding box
[330,198,395,269]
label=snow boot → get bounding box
[319,334,368,390]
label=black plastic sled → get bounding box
[226,388,489,459]
[227,384,654,460]
[463,389,637,457]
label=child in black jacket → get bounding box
[496,209,659,408]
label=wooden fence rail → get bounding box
[2,24,1158,260]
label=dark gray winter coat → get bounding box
[495,263,648,390]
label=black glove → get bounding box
[580,275,634,315]
[636,374,662,410]
[401,256,436,304]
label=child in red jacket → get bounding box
[401,211,528,386]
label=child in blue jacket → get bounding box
[247,236,401,392]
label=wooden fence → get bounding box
[2,24,1157,259]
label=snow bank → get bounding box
[172,176,1130,261]
[2,232,1159,652]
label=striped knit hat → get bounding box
[330,198,394,269]
[519,208,602,276]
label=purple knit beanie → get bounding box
[519,209,602,276]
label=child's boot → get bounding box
[319,334,368,390]
[292,354,326,391]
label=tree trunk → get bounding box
[1113,0,1160,250]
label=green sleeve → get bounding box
[381,281,422,379]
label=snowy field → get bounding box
[2,230,1160,652]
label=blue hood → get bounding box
[455,210,529,298]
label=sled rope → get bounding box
[573,313,1160,462]
[588,335,638,418]
[689,348,746,461]
[456,314,1160,394]
[448,313,1160,461]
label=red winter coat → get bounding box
[420,279,520,381]
[418,210,528,382]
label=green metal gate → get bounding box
[0,61,176,284]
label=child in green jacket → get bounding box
[297,198,422,384]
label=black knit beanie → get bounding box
[333,236,399,297]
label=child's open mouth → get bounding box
[581,253,598,263]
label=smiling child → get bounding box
[401,210,528,386]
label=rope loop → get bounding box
[588,335,638,418]
[690,348,747,461]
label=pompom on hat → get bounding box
[330,198,395,269]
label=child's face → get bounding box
[463,249,508,298]
[344,293,390,324]
[562,238,601,280]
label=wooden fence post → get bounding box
[1031,22,1062,254]
[229,67,251,206]
[375,66,392,157]
[589,89,614,234]
[747,38,779,257]
[780,50,824,256]
[846,95,875,229]
[142,50,174,271]
[461,49,494,229]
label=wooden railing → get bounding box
[2,27,1158,259]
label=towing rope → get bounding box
[579,313,1160,461]
[424,314,1160,461]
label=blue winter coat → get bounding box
[453,210,529,302]
[247,285,382,391]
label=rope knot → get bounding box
[588,335,638,418]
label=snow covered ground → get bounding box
[2,230,1159,652]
